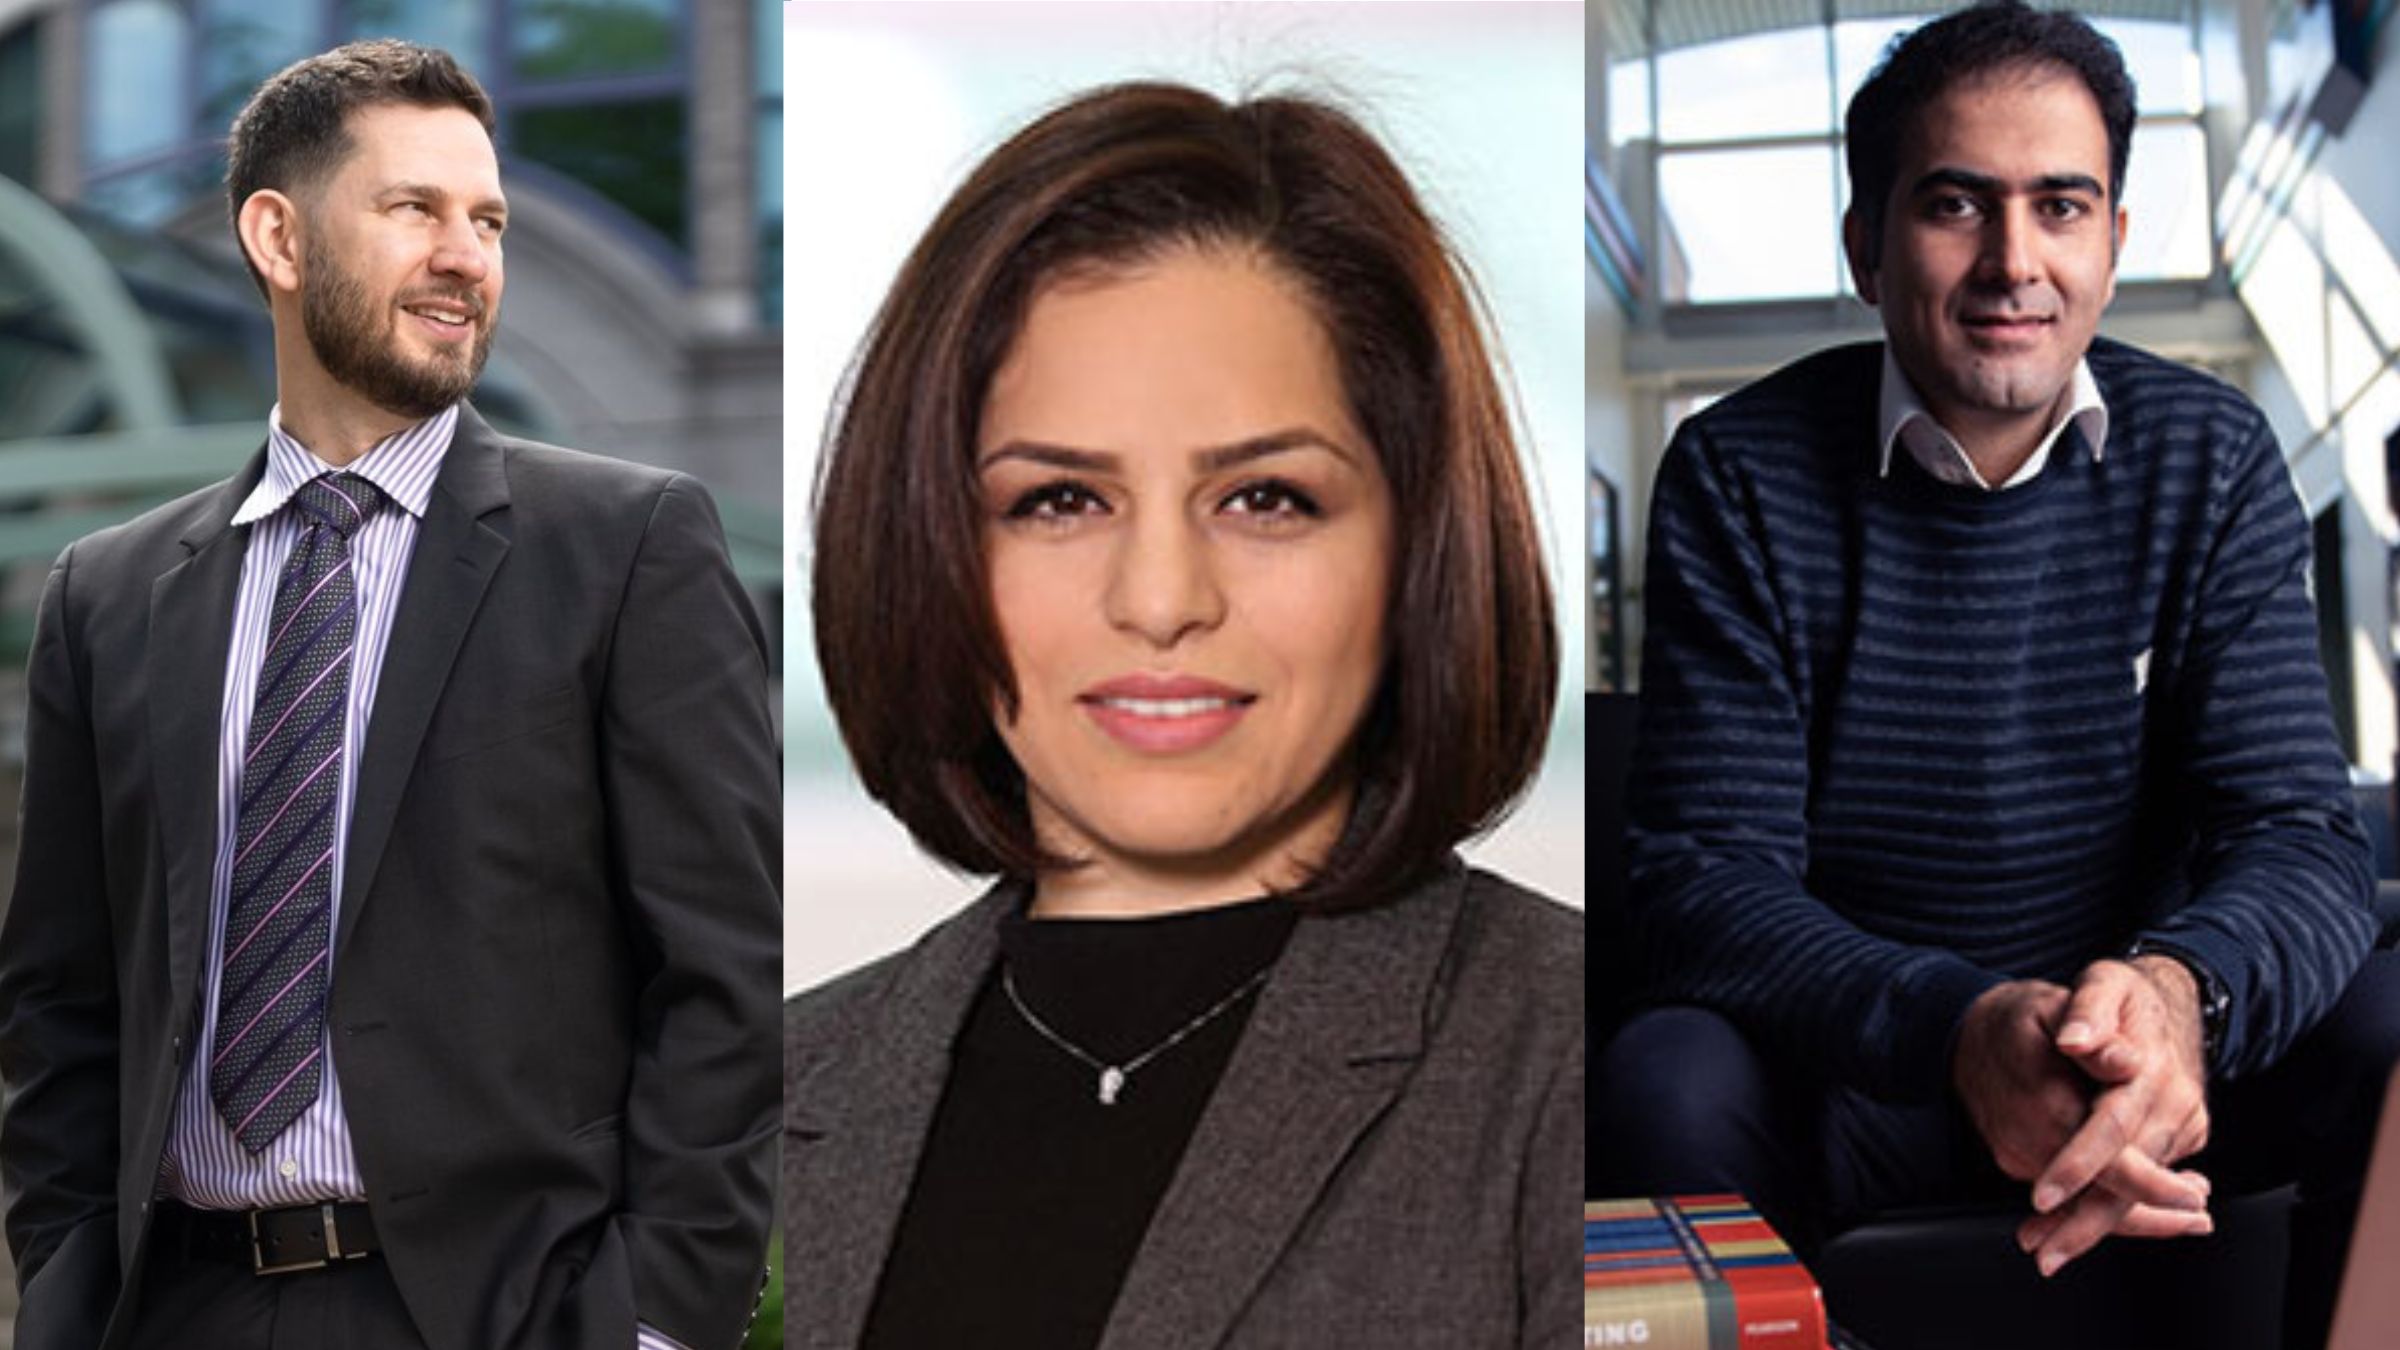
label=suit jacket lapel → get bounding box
[147,464,265,1007]
[786,886,1017,1349]
[336,406,511,958]
[1097,866,1470,1350]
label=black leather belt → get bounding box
[153,1199,380,1275]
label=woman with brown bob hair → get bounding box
[785,81,1579,1349]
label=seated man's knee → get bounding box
[2312,948,2400,1153]
[1592,1006,1788,1194]
[2322,947,2400,1063]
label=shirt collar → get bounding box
[1875,346,2108,491]
[233,403,459,526]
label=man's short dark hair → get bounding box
[225,39,496,297]
[1845,1,2137,268]
[813,81,1559,912]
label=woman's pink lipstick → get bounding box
[1078,674,1254,754]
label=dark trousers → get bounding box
[126,1234,429,1350]
[1591,949,2400,1350]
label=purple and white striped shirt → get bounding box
[160,404,454,1207]
[160,406,696,1350]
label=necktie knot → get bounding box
[292,473,388,541]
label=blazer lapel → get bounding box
[785,887,1017,1350]
[335,407,511,957]
[147,463,264,1004]
[1097,866,1471,1350]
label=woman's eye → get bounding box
[1004,481,1106,521]
[1221,480,1322,521]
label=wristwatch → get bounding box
[2123,938,2230,1068]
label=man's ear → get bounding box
[2102,201,2128,310]
[1841,207,1880,306]
[237,189,306,297]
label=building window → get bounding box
[756,0,779,326]
[85,0,190,175]
[1613,3,2215,306]
[78,0,700,271]
[509,0,676,80]
[0,23,43,186]
[515,96,686,247]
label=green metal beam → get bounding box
[0,174,179,430]
[0,423,260,497]
[0,429,783,595]
[716,498,779,591]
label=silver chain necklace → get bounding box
[1000,962,1274,1106]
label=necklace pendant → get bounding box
[1098,1066,1126,1106]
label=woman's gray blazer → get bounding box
[782,861,1583,1349]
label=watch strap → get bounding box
[2123,937,2230,1069]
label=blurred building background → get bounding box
[0,0,780,1329]
[1589,0,2400,793]
[781,1,1586,994]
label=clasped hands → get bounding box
[1951,957,2213,1277]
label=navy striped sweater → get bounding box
[1628,337,2376,1101]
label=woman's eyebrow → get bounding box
[1194,428,1357,472]
[979,427,1359,473]
[978,441,1116,472]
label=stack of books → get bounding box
[1585,1195,1827,1349]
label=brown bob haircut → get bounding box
[226,39,495,299]
[812,81,1558,910]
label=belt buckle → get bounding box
[249,1203,340,1275]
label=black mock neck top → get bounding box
[858,895,1298,1349]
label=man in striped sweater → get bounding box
[1599,5,2400,1345]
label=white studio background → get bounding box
[783,1,1585,995]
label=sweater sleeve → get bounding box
[1625,423,2003,1102]
[2136,416,2376,1079]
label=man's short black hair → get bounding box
[224,39,495,298]
[1845,2,2137,268]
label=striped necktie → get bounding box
[211,472,386,1154]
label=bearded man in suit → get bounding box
[0,39,779,1350]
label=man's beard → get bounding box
[301,235,492,420]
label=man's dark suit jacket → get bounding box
[0,406,782,1350]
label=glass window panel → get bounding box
[758,107,780,326]
[2119,121,2211,281]
[2340,370,2400,508]
[755,0,778,325]
[2242,216,2332,427]
[511,0,677,81]
[1834,16,1924,112]
[1657,29,1833,142]
[1650,0,1821,57]
[83,161,218,228]
[513,98,686,248]
[85,0,190,167]
[196,0,317,131]
[346,0,486,73]
[1658,145,1840,301]
[2321,182,2400,352]
[755,0,780,98]
[2330,291,2380,411]
[0,23,40,185]
[1608,58,1651,147]
[2094,17,2202,115]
